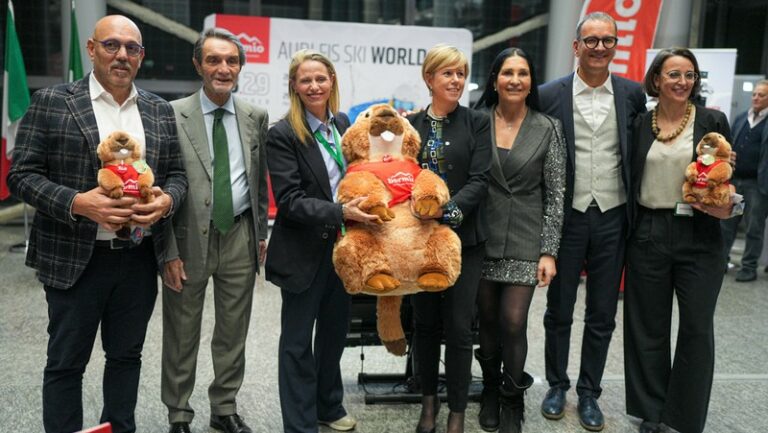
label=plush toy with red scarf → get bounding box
[683,132,734,207]
[333,104,461,355]
[97,131,155,238]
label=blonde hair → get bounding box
[421,44,469,92]
[286,49,340,144]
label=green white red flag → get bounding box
[68,0,83,82]
[2,0,31,199]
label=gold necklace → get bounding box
[495,107,526,129]
[652,101,692,143]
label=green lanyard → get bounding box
[314,123,347,236]
[314,124,345,173]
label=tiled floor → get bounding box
[1,218,766,433]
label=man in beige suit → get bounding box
[161,28,268,433]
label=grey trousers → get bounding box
[721,177,768,271]
[162,216,257,423]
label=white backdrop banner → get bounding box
[645,48,738,120]
[203,14,473,122]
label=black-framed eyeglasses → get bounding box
[93,39,144,57]
[663,71,699,82]
[580,36,618,49]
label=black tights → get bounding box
[476,279,535,383]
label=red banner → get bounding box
[580,0,664,82]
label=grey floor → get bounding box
[1,217,767,433]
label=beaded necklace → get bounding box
[652,101,693,143]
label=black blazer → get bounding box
[538,73,647,225]
[731,110,768,194]
[407,105,492,247]
[629,106,732,233]
[265,114,350,293]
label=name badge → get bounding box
[674,202,694,217]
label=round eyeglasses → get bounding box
[93,39,144,57]
[580,36,618,49]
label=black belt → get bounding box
[94,237,148,250]
[234,208,251,223]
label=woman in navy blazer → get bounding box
[265,49,377,433]
[624,48,733,433]
[407,44,492,433]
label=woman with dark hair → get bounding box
[265,49,379,433]
[472,48,566,433]
[624,47,734,433]
[407,44,492,433]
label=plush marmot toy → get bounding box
[97,131,155,237]
[332,104,462,356]
[683,132,734,207]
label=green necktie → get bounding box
[212,108,234,234]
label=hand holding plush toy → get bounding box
[332,104,462,356]
[683,132,734,208]
[97,131,155,237]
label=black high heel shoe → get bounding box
[415,395,440,433]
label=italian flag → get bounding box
[68,0,83,82]
[1,0,30,200]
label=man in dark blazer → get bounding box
[160,28,269,433]
[537,12,646,432]
[721,80,768,282]
[7,15,186,433]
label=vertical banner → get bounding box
[580,0,663,82]
[2,0,31,200]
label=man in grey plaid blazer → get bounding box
[7,15,187,433]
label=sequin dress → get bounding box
[481,112,567,286]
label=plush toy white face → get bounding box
[697,132,730,159]
[98,131,141,163]
[360,104,407,162]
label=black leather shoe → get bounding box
[168,422,191,433]
[541,387,566,420]
[639,420,661,433]
[210,414,253,433]
[577,396,604,431]
[735,268,757,282]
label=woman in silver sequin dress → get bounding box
[472,48,566,433]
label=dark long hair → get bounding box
[474,47,540,111]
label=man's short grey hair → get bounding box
[756,79,768,89]
[575,12,618,40]
[193,27,246,66]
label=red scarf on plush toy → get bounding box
[347,160,421,207]
[104,163,140,197]
[693,158,729,189]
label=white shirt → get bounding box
[573,70,614,130]
[748,106,768,128]
[89,73,146,240]
[306,110,345,201]
[200,91,250,217]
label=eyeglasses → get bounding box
[663,71,699,82]
[93,39,144,57]
[580,36,618,49]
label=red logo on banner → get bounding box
[580,0,663,82]
[214,15,270,64]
